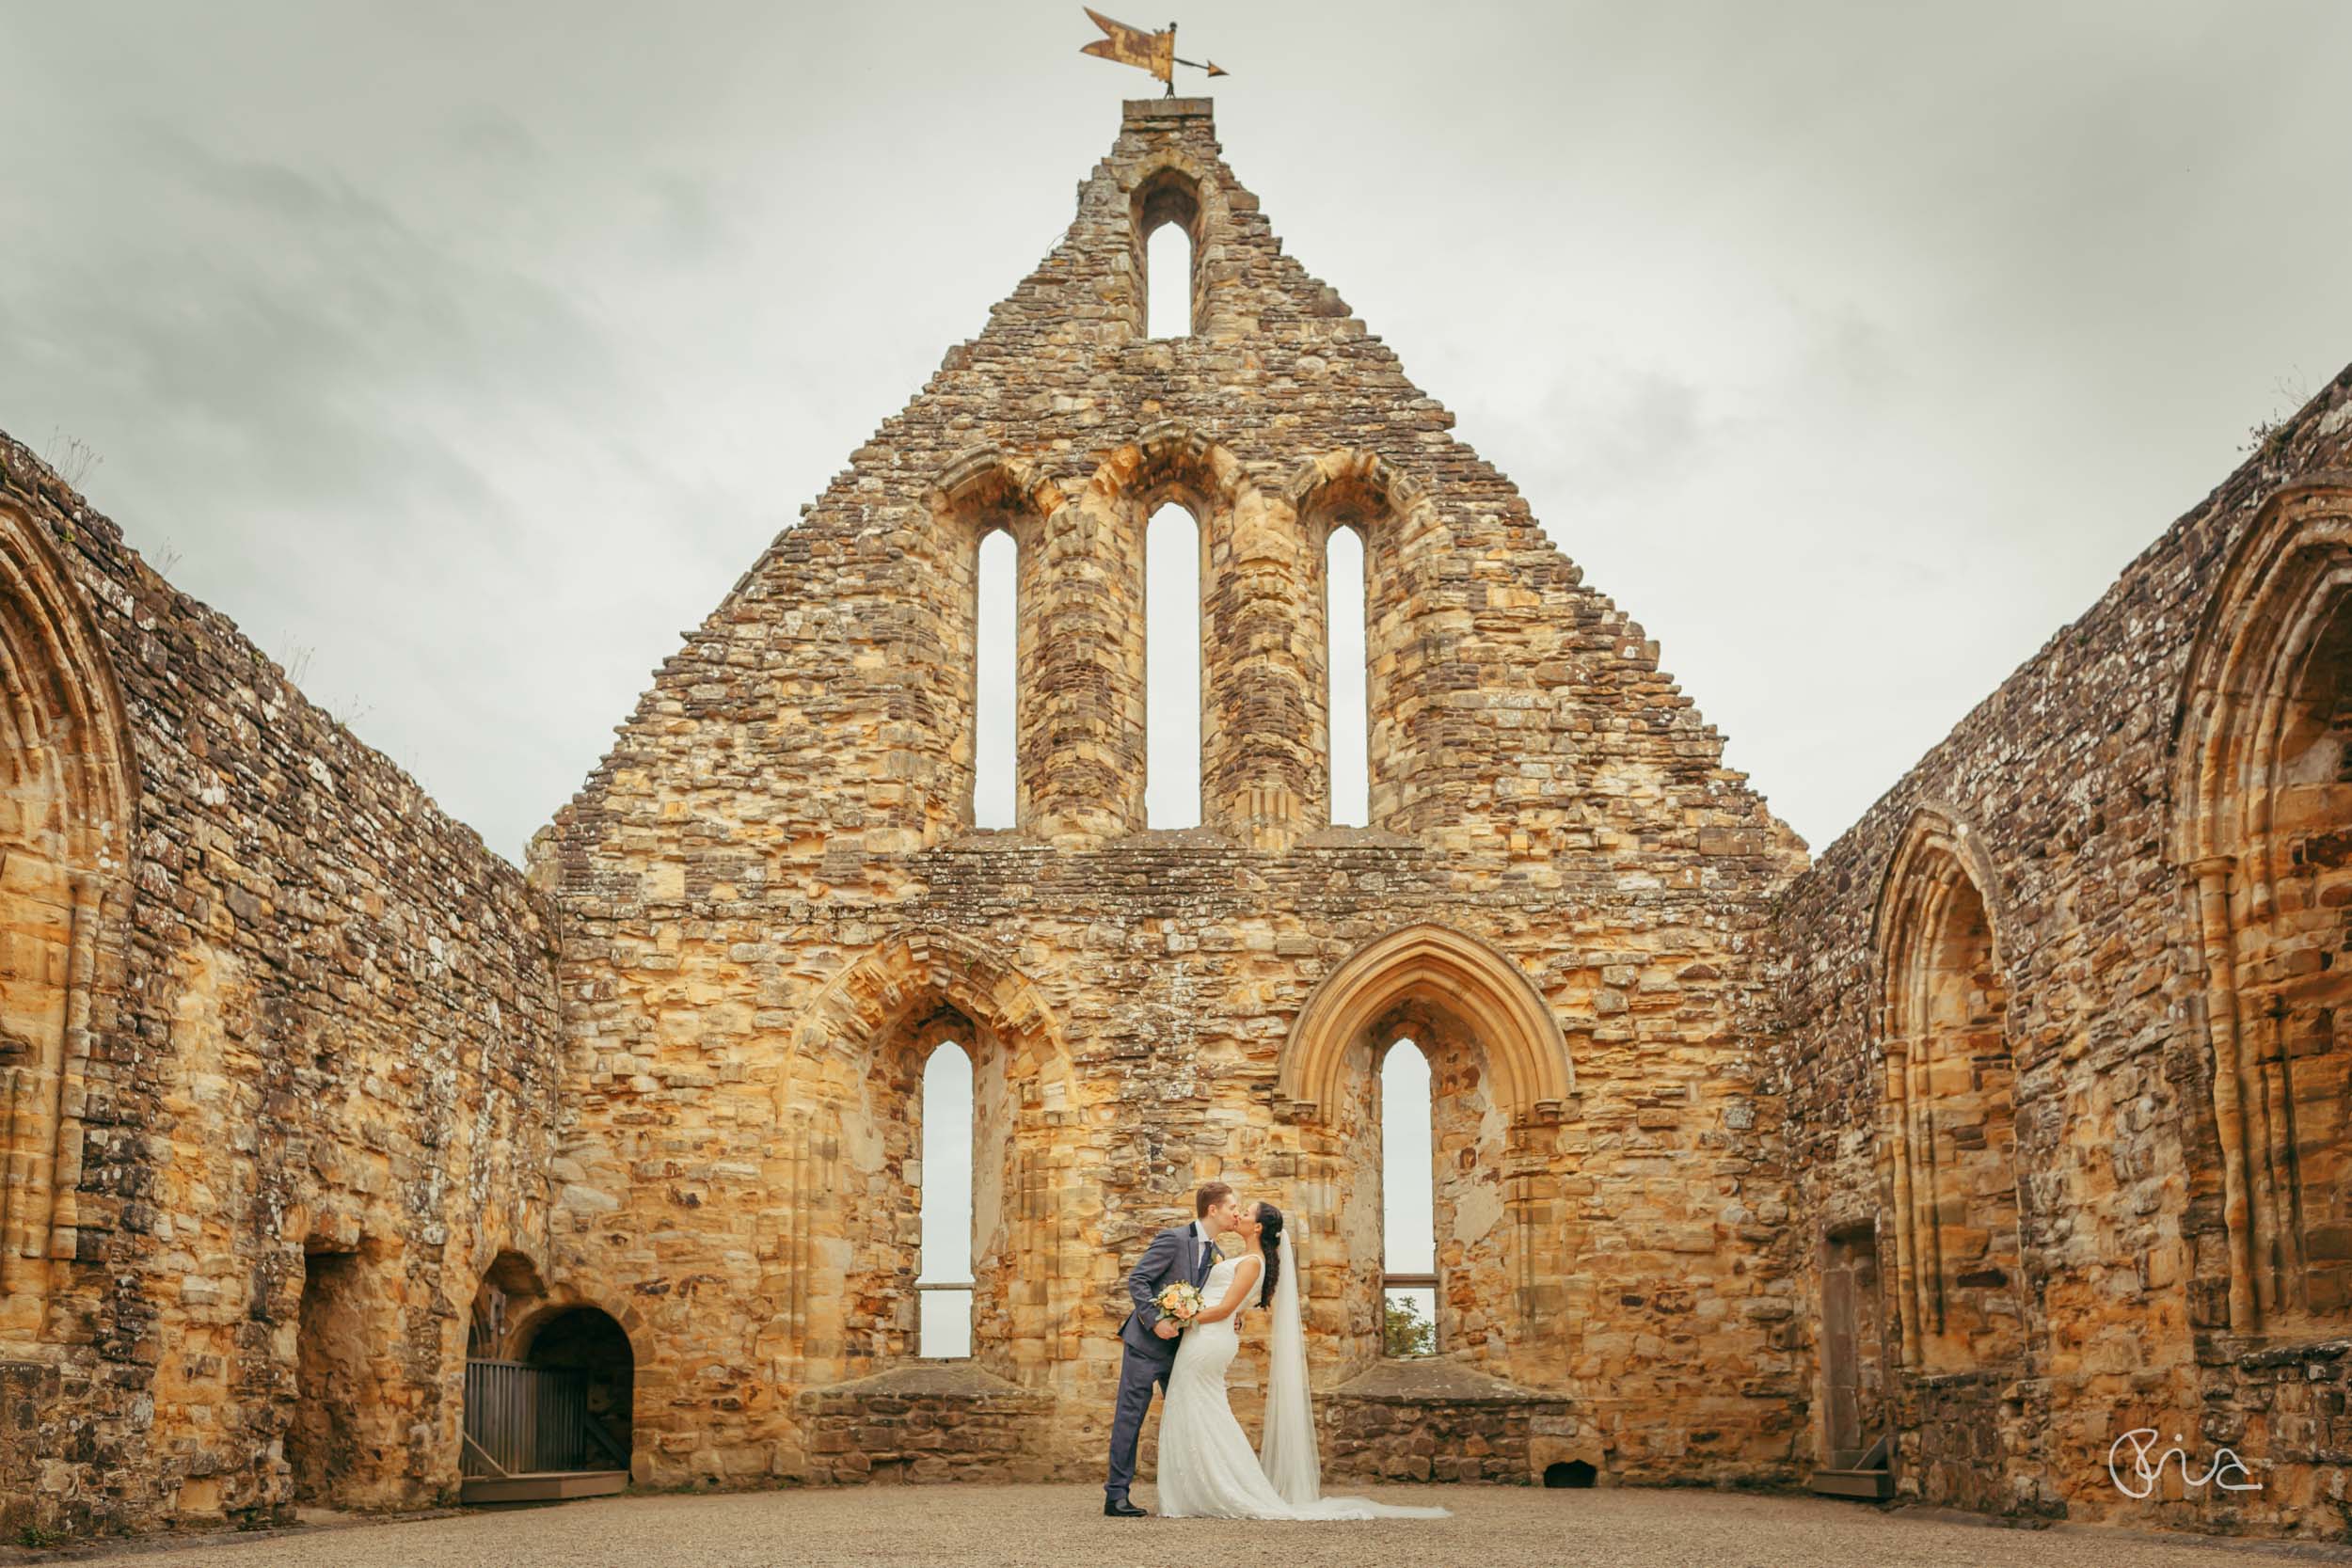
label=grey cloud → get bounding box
[3,0,2348,861]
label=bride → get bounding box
[1153,1199,1450,1521]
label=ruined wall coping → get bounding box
[793,1362,1045,1404]
[1124,96,1214,121]
[1324,1358,1565,1405]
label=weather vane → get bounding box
[1080,8,1228,96]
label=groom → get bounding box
[1104,1180,1243,1517]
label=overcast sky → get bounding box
[8,2,2350,867]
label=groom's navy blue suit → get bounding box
[1104,1219,1219,1503]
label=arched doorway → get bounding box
[519,1308,634,1471]
[460,1272,632,1503]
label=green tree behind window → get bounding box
[1383,1293,1434,1357]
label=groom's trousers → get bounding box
[1104,1336,1177,1500]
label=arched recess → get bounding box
[0,498,135,1346]
[460,1256,651,1484]
[925,449,1064,839]
[515,1305,635,1472]
[1124,157,1223,341]
[2170,478,2352,1334]
[774,929,1081,1386]
[1277,923,1570,1377]
[1870,805,2025,1370]
[1286,450,1438,836]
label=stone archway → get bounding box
[2172,478,2352,1333]
[0,499,134,1347]
[1870,805,2023,1371]
[1277,923,1571,1380]
[459,1254,645,1496]
[514,1305,635,1473]
[1279,923,1570,1118]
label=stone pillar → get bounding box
[1202,488,1317,847]
[1882,1037,1926,1364]
[2189,853,2260,1330]
[1023,490,1146,845]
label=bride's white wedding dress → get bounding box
[1154,1243,1449,1521]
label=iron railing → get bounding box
[462,1359,626,1477]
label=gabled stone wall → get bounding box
[541,98,1804,1493]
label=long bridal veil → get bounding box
[1258,1227,1322,1505]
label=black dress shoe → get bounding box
[1104,1497,1149,1517]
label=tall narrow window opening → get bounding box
[1146,504,1201,827]
[1326,524,1369,827]
[1146,219,1193,338]
[974,529,1017,829]
[1380,1038,1437,1356]
[917,1040,975,1358]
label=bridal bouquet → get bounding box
[1155,1281,1205,1323]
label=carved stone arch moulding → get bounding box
[786,927,1067,1071]
[1086,423,1253,521]
[1867,802,2011,993]
[1282,447,1434,537]
[0,496,136,1330]
[2168,477,2352,1334]
[1277,921,1571,1123]
[927,445,1067,539]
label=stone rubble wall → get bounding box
[1771,368,2352,1538]
[0,435,565,1537]
[793,1364,1054,1485]
[1317,1359,1581,1486]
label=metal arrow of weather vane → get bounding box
[1080,8,1228,95]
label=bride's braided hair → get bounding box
[1254,1202,1283,1308]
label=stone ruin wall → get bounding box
[5,88,2345,1552]
[540,99,1806,1495]
[1772,368,2352,1540]
[0,435,565,1539]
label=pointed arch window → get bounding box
[1326,523,1369,827]
[1133,168,1202,339]
[2174,494,2352,1331]
[916,1040,975,1358]
[1147,222,1193,338]
[1146,503,1202,827]
[973,529,1017,829]
[1380,1038,1437,1356]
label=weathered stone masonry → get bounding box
[6,91,2350,1546]
[0,433,564,1537]
[1773,376,2352,1539]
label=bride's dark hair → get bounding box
[1254,1202,1283,1308]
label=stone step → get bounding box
[1808,1467,1893,1501]
[460,1470,628,1506]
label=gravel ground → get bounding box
[56,1484,2352,1568]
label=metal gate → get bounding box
[462,1359,621,1476]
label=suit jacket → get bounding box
[1118,1221,1220,1361]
